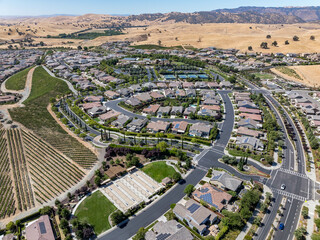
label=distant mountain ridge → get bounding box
[214,6,320,22]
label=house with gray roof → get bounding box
[237,118,261,129]
[145,220,193,240]
[235,136,264,151]
[173,199,218,235]
[210,170,243,192]
[171,106,184,115]
[127,118,148,132]
[111,114,132,128]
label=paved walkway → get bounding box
[304,200,316,240]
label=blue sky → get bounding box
[0,0,318,16]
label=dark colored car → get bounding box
[279,223,284,230]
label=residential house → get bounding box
[219,81,233,88]
[157,82,168,89]
[238,107,261,114]
[189,123,212,138]
[171,106,184,115]
[238,118,261,129]
[127,118,148,132]
[172,121,189,134]
[235,136,264,151]
[197,109,220,119]
[203,99,220,106]
[239,113,262,122]
[146,121,170,133]
[150,91,165,100]
[129,84,142,92]
[237,127,263,138]
[183,106,197,116]
[210,170,243,192]
[145,220,193,240]
[125,97,141,107]
[176,89,186,98]
[164,89,175,98]
[111,114,132,128]
[136,93,152,102]
[143,104,160,115]
[158,106,171,116]
[117,88,131,97]
[183,82,194,89]
[88,106,108,118]
[105,90,120,99]
[238,100,258,109]
[25,215,55,240]
[82,102,102,111]
[173,199,218,235]
[193,183,233,212]
[99,110,121,122]
[83,95,103,102]
[186,89,196,97]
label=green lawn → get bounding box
[142,161,177,182]
[9,66,97,169]
[75,191,117,234]
[253,72,274,80]
[5,67,32,91]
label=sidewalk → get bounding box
[304,200,316,240]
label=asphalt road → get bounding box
[244,79,312,240]
[98,168,206,240]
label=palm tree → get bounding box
[167,134,175,146]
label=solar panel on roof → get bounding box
[177,224,183,229]
[187,203,200,214]
[157,233,171,240]
[175,123,180,128]
[201,193,214,206]
[212,174,222,180]
[39,222,47,234]
[199,188,209,193]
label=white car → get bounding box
[281,184,286,190]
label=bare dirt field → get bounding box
[271,65,320,87]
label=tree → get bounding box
[158,40,162,46]
[157,141,168,152]
[266,35,271,39]
[285,40,290,45]
[302,207,309,219]
[184,184,194,196]
[253,216,262,226]
[111,210,126,225]
[310,35,316,40]
[315,218,320,229]
[133,227,147,240]
[6,221,16,233]
[94,176,101,186]
[248,46,253,51]
[294,227,307,240]
[260,42,268,49]
[293,35,300,41]
[39,206,52,215]
[271,41,278,47]
[77,45,82,50]
[61,208,71,220]
[167,133,175,146]
[39,41,44,46]
[172,172,182,182]
[59,218,69,229]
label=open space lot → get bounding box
[5,67,32,91]
[9,66,97,169]
[75,190,117,234]
[101,169,162,213]
[142,161,177,183]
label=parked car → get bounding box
[281,184,286,190]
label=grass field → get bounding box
[5,67,32,91]
[9,66,97,169]
[75,191,117,234]
[253,72,274,80]
[275,66,302,80]
[142,161,176,183]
